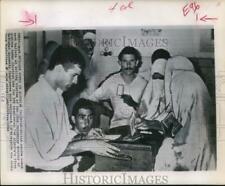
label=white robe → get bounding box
[155,56,216,171]
[139,58,167,120]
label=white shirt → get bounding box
[90,73,147,128]
[25,76,77,170]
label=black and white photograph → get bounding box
[23,27,217,172]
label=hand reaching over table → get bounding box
[135,119,162,131]
[121,94,139,110]
[134,117,164,135]
[86,128,105,139]
[86,128,121,141]
[67,139,121,158]
[134,112,183,138]
[83,140,121,158]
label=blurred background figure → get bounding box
[80,32,98,97]
[82,32,96,60]
[38,41,59,75]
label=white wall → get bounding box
[92,27,214,84]
[45,30,62,45]
[43,28,214,87]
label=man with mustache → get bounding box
[89,46,147,136]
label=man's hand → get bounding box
[121,94,139,110]
[135,118,164,134]
[135,120,149,130]
[84,140,120,158]
[134,117,146,129]
[135,118,160,130]
[86,128,105,139]
[63,139,120,157]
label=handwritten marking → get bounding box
[19,11,37,26]
[183,2,200,16]
[182,1,218,22]
[108,0,134,12]
[199,15,218,22]
[109,2,118,12]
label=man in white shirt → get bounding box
[89,46,147,136]
[25,46,120,172]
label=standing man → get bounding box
[65,32,97,115]
[89,46,148,136]
[25,46,119,172]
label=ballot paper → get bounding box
[103,135,121,141]
[116,84,124,96]
[129,112,136,136]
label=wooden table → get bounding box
[94,142,155,171]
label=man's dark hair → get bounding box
[72,98,95,117]
[48,45,86,70]
[118,46,142,61]
[118,46,142,73]
[151,48,171,64]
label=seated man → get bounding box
[70,98,104,171]
[89,46,148,137]
[70,98,104,141]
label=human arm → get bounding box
[135,112,183,137]
[70,128,105,141]
[120,94,139,110]
[26,108,71,161]
[25,91,80,162]
[88,81,110,102]
[61,139,120,158]
[88,100,113,119]
[86,128,105,139]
